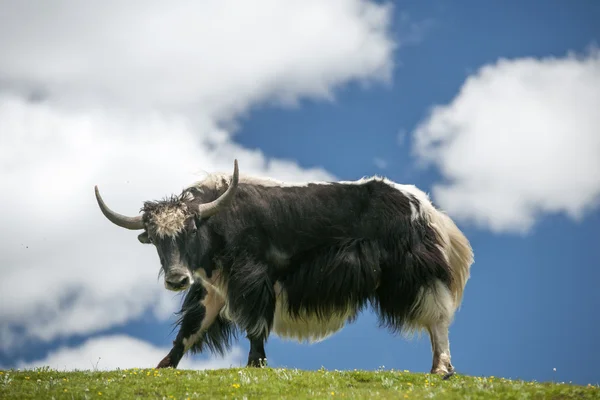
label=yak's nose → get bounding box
[165,274,191,291]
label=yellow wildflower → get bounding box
[232,383,241,389]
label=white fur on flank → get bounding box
[393,183,474,308]
[193,270,355,343]
[410,280,455,329]
[271,282,356,343]
[420,203,474,307]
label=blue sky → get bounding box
[240,1,600,385]
[1,0,599,388]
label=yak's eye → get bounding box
[187,218,199,235]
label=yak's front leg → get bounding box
[157,281,226,368]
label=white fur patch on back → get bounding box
[188,173,332,191]
[334,176,430,221]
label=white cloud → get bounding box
[0,95,335,348]
[0,0,394,121]
[0,0,394,349]
[412,49,600,233]
[8,335,244,371]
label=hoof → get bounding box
[246,358,267,368]
[156,355,173,369]
[431,366,455,378]
[442,371,455,380]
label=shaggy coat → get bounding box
[95,162,474,376]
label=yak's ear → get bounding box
[138,231,152,244]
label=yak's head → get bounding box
[94,160,239,292]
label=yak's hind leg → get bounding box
[247,337,267,368]
[157,281,234,368]
[415,281,456,377]
[376,274,457,377]
[427,320,454,377]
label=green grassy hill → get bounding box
[1,367,598,399]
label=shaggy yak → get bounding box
[95,160,473,378]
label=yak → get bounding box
[94,159,473,377]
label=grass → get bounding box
[1,366,598,399]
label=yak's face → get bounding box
[94,159,239,292]
[138,201,200,292]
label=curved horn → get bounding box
[94,186,145,230]
[196,159,239,218]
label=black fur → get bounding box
[207,181,451,331]
[145,178,454,367]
